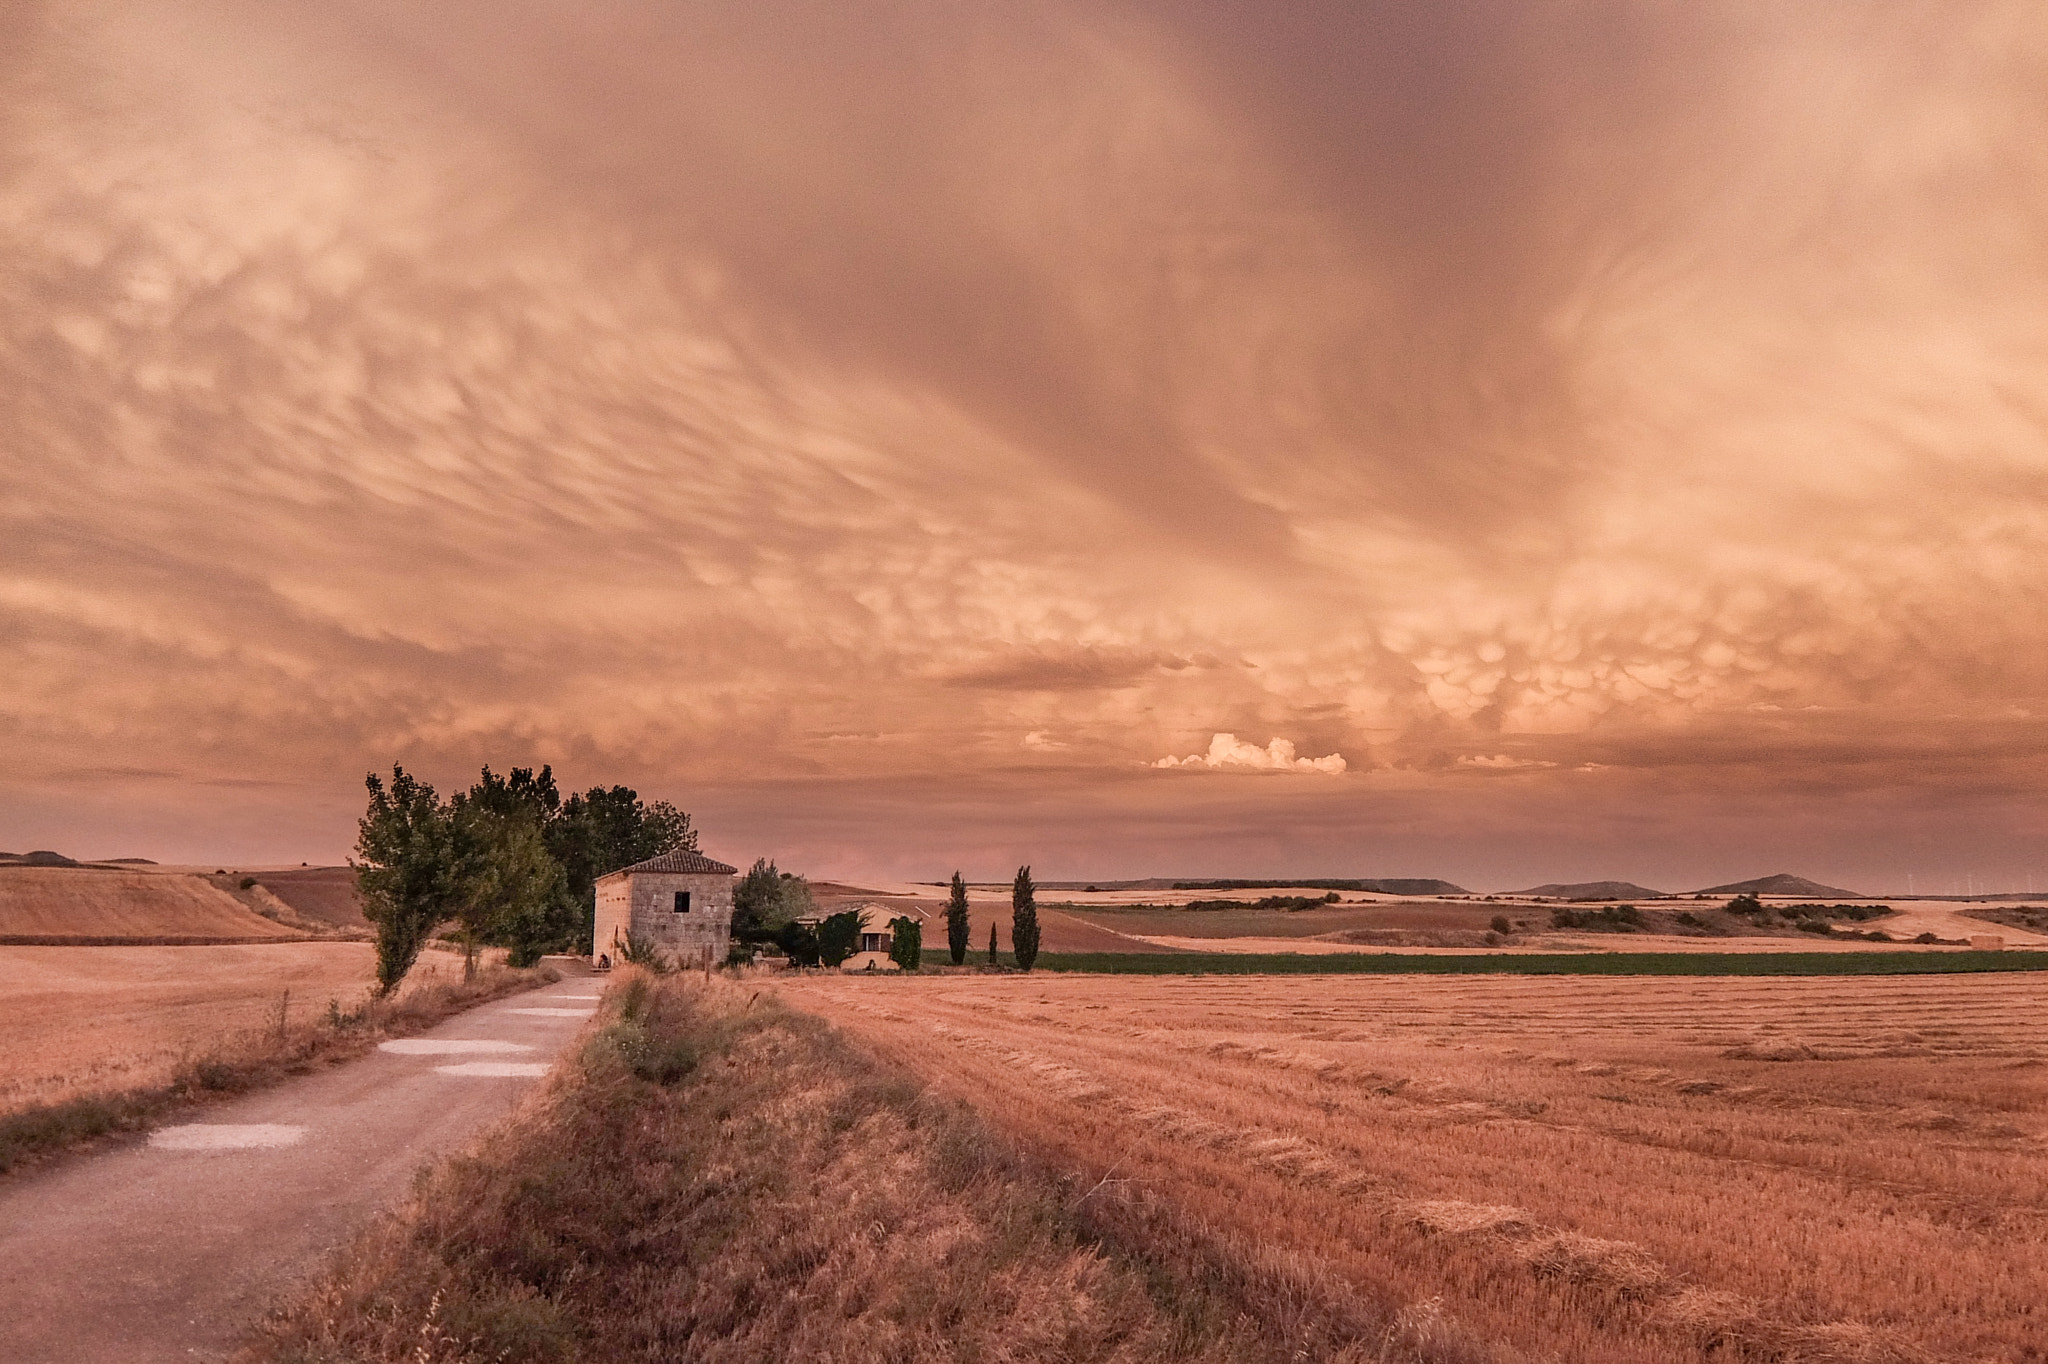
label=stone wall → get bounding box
[592,871,734,966]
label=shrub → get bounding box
[1726,893,1764,916]
[817,910,865,967]
[889,917,922,971]
[1490,915,1512,935]
[620,933,672,973]
[238,875,257,890]
[776,919,821,968]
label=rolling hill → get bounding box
[0,868,302,941]
[1693,872,1865,899]
[1513,881,1668,900]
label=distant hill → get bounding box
[0,850,80,867]
[0,867,301,940]
[1514,881,1667,900]
[1694,872,1864,899]
[1164,878,1468,896]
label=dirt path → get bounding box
[0,966,608,1364]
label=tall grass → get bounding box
[239,973,1484,1364]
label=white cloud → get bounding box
[1456,754,1552,770]
[1153,733,1346,775]
[1021,730,1066,750]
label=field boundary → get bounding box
[1034,949,2048,975]
[0,933,347,947]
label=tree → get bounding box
[354,767,456,995]
[776,918,821,967]
[546,785,696,949]
[817,909,866,967]
[889,916,922,970]
[987,919,999,967]
[945,870,971,965]
[1011,864,1040,971]
[449,784,567,972]
[733,858,817,943]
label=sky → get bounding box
[6,0,2048,893]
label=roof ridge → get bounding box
[607,848,739,877]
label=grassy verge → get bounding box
[236,974,1426,1364]
[1029,949,2048,976]
[0,963,557,1176]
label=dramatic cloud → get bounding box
[4,0,2048,888]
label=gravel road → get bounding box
[0,963,605,1363]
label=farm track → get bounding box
[781,971,2048,1363]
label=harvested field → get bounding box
[0,942,386,1111]
[783,969,2048,1362]
[249,866,369,930]
[0,868,298,942]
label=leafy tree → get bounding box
[889,916,922,970]
[817,909,866,967]
[945,870,971,965]
[546,785,696,948]
[776,918,821,967]
[732,858,817,942]
[450,784,567,971]
[353,767,456,995]
[1011,864,1040,971]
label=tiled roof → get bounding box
[608,848,738,877]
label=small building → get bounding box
[851,901,933,955]
[593,848,739,970]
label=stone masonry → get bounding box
[592,848,739,968]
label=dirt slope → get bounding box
[250,867,369,929]
[0,869,298,940]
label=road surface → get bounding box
[0,964,605,1364]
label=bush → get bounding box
[1490,915,1512,935]
[889,917,922,970]
[1725,893,1764,916]
[817,910,864,967]
[776,919,821,967]
[620,933,672,974]
[238,875,257,890]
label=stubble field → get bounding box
[0,942,387,1112]
[782,970,2048,1362]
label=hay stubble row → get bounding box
[780,971,2048,1362]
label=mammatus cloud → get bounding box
[1155,735,1347,775]
[3,1,2048,888]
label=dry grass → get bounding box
[240,973,1406,1364]
[0,954,552,1174]
[0,867,299,940]
[0,942,384,1111]
[780,970,2048,1363]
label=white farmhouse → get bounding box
[592,848,739,970]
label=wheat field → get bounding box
[780,970,2048,1363]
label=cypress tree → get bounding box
[945,870,971,965]
[1011,864,1040,971]
[987,919,999,967]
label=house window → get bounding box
[673,891,691,914]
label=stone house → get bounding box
[592,848,739,969]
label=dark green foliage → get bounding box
[545,783,695,950]
[238,875,257,890]
[987,919,999,966]
[452,769,571,971]
[1011,864,1040,971]
[945,870,971,965]
[817,909,865,967]
[354,767,457,994]
[776,918,821,967]
[1726,893,1765,916]
[1550,903,1642,932]
[889,916,922,970]
[1183,893,1340,912]
[1031,951,2048,977]
[1489,915,1512,935]
[732,858,814,942]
